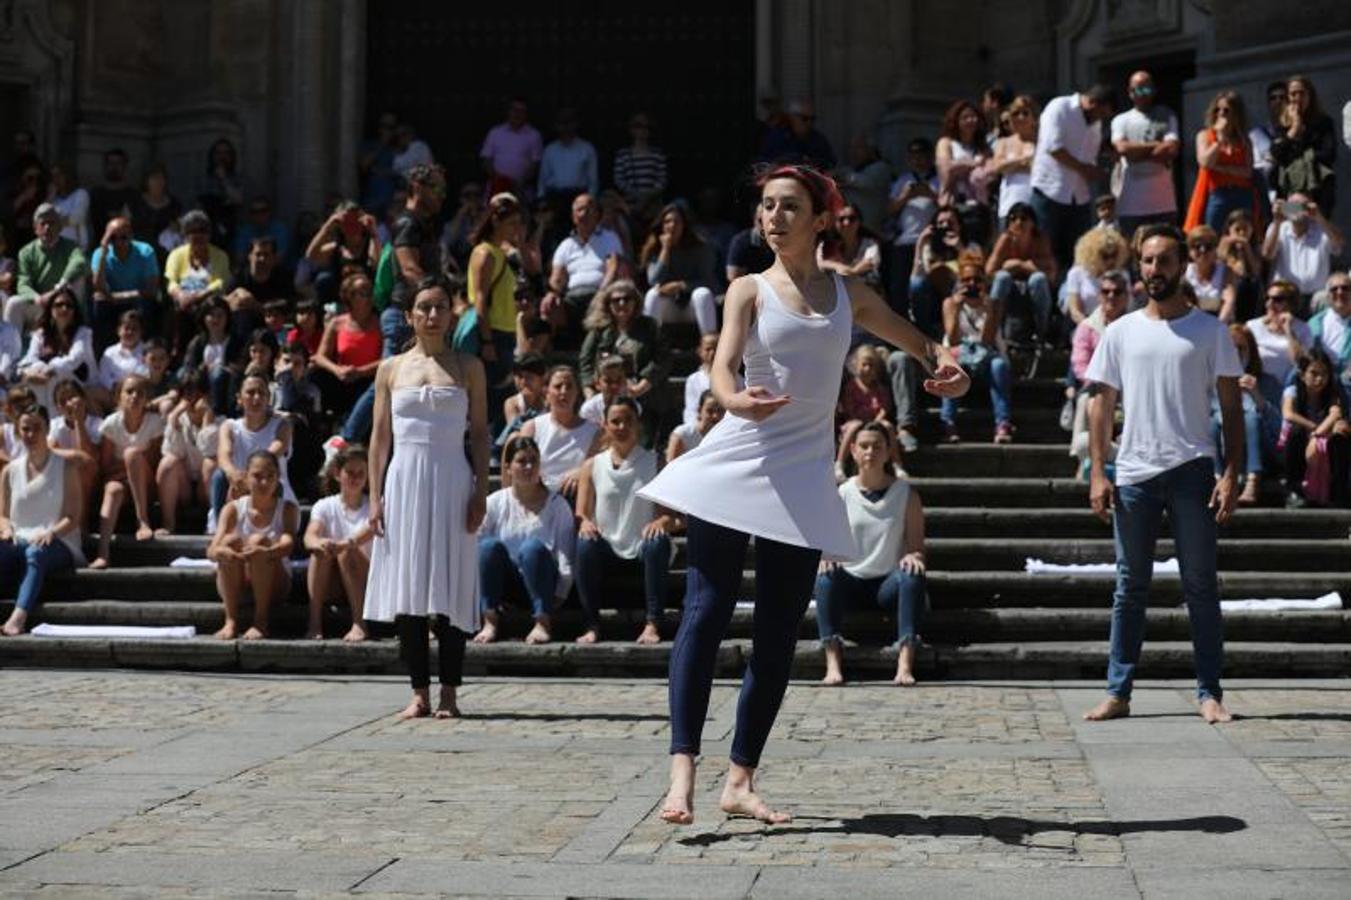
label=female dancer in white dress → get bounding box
[639,165,970,825]
[365,277,490,720]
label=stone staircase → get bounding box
[3,360,1350,681]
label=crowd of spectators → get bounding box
[0,72,1349,664]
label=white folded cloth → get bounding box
[1218,592,1343,612]
[31,624,197,639]
[1025,558,1180,575]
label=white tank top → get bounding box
[232,495,291,541]
[6,453,84,564]
[533,412,599,491]
[590,446,659,560]
[1185,261,1227,313]
[226,414,295,501]
[839,476,910,579]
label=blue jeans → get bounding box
[209,467,231,520]
[990,269,1053,339]
[380,304,411,358]
[576,534,672,626]
[1204,186,1251,233]
[668,516,820,768]
[1030,188,1092,278]
[0,538,76,613]
[941,353,1012,426]
[815,566,925,647]
[478,536,559,618]
[207,364,234,417]
[907,274,944,339]
[1212,393,1274,477]
[1108,457,1224,702]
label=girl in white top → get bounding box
[681,333,743,428]
[579,355,629,427]
[303,444,373,642]
[155,371,217,535]
[96,309,148,396]
[666,389,725,462]
[47,380,101,499]
[91,375,165,567]
[0,405,85,636]
[517,365,602,497]
[16,288,98,415]
[815,423,927,687]
[575,397,677,645]
[207,450,299,640]
[0,385,38,467]
[638,165,968,827]
[212,371,294,532]
[991,95,1039,223]
[1183,226,1235,320]
[474,436,576,646]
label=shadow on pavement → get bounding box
[456,712,668,722]
[679,813,1247,847]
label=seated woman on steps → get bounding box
[575,397,677,645]
[48,380,102,500]
[474,435,576,645]
[90,375,165,567]
[303,442,372,641]
[0,404,85,636]
[815,422,927,686]
[210,370,294,535]
[155,371,218,535]
[665,389,724,462]
[208,449,299,640]
[514,365,602,499]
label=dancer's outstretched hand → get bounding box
[922,358,970,399]
[727,385,791,422]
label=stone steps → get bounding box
[10,600,1348,645]
[925,507,1351,539]
[2,634,1346,679]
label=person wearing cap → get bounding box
[8,203,89,331]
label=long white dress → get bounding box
[639,272,858,559]
[364,385,479,631]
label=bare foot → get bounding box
[635,623,661,644]
[135,522,155,541]
[660,757,696,826]
[2,609,28,636]
[1200,698,1234,724]
[304,629,324,641]
[720,783,791,824]
[1083,697,1131,721]
[342,623,368,642]
[575,628,599,644]
[434,686,460,719]
[88,557,109,570]
[241,626,268,640]
[821,642,845,685]
[525,622,551,644]
[397,697,431,720]
[472,622,498,644]
[153,527,172,538]
[821,668,845,686]
[893,643,917,686]
[213,621,238,640]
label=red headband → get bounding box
[758,164,845,217]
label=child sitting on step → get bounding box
[91,374,165,567]
[303,443,372,642]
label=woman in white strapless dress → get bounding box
[641,165,970,826]
[365,278,491,720]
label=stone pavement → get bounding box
[0,672,1349,898]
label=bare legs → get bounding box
[306,548,368,640]
[92,448,158,568]
[213,535,288,639]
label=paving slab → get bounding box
[0,672,1347,897]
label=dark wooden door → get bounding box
[366,2,756,199]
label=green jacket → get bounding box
[17,237,89,298]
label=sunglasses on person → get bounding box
[1189,243,1216,253]
[1266,293,1293,303]
[1329,284,1351,294]
[52,301,76,310]
[610,295,638,306]
[1099,286,1124,297]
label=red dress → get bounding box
[837,377,894,426]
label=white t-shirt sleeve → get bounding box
[550,238,572,270]
[1164,112,1180,143]
[1043,99,1070,153]
[1110,112,1127,144]
[1083,323,1121,390]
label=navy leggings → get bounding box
[668,516,821,768]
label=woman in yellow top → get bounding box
[466,193,524,406]
[165,210,232,353]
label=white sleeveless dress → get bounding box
[639,273,858,559]
[364,385,479,632]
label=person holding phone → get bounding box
[305,200,382,306]
[1261,192,1345,305]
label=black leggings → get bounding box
[395,615,467,690]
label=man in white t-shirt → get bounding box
[1029,84,1115,275]
[1261,192,1346,300]
[1109,71,1180,236]
[540,193,621,347]
[1083,224,1244,725]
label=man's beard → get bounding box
[1144,270,1182,302]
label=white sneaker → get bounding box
[322,435,347,465]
